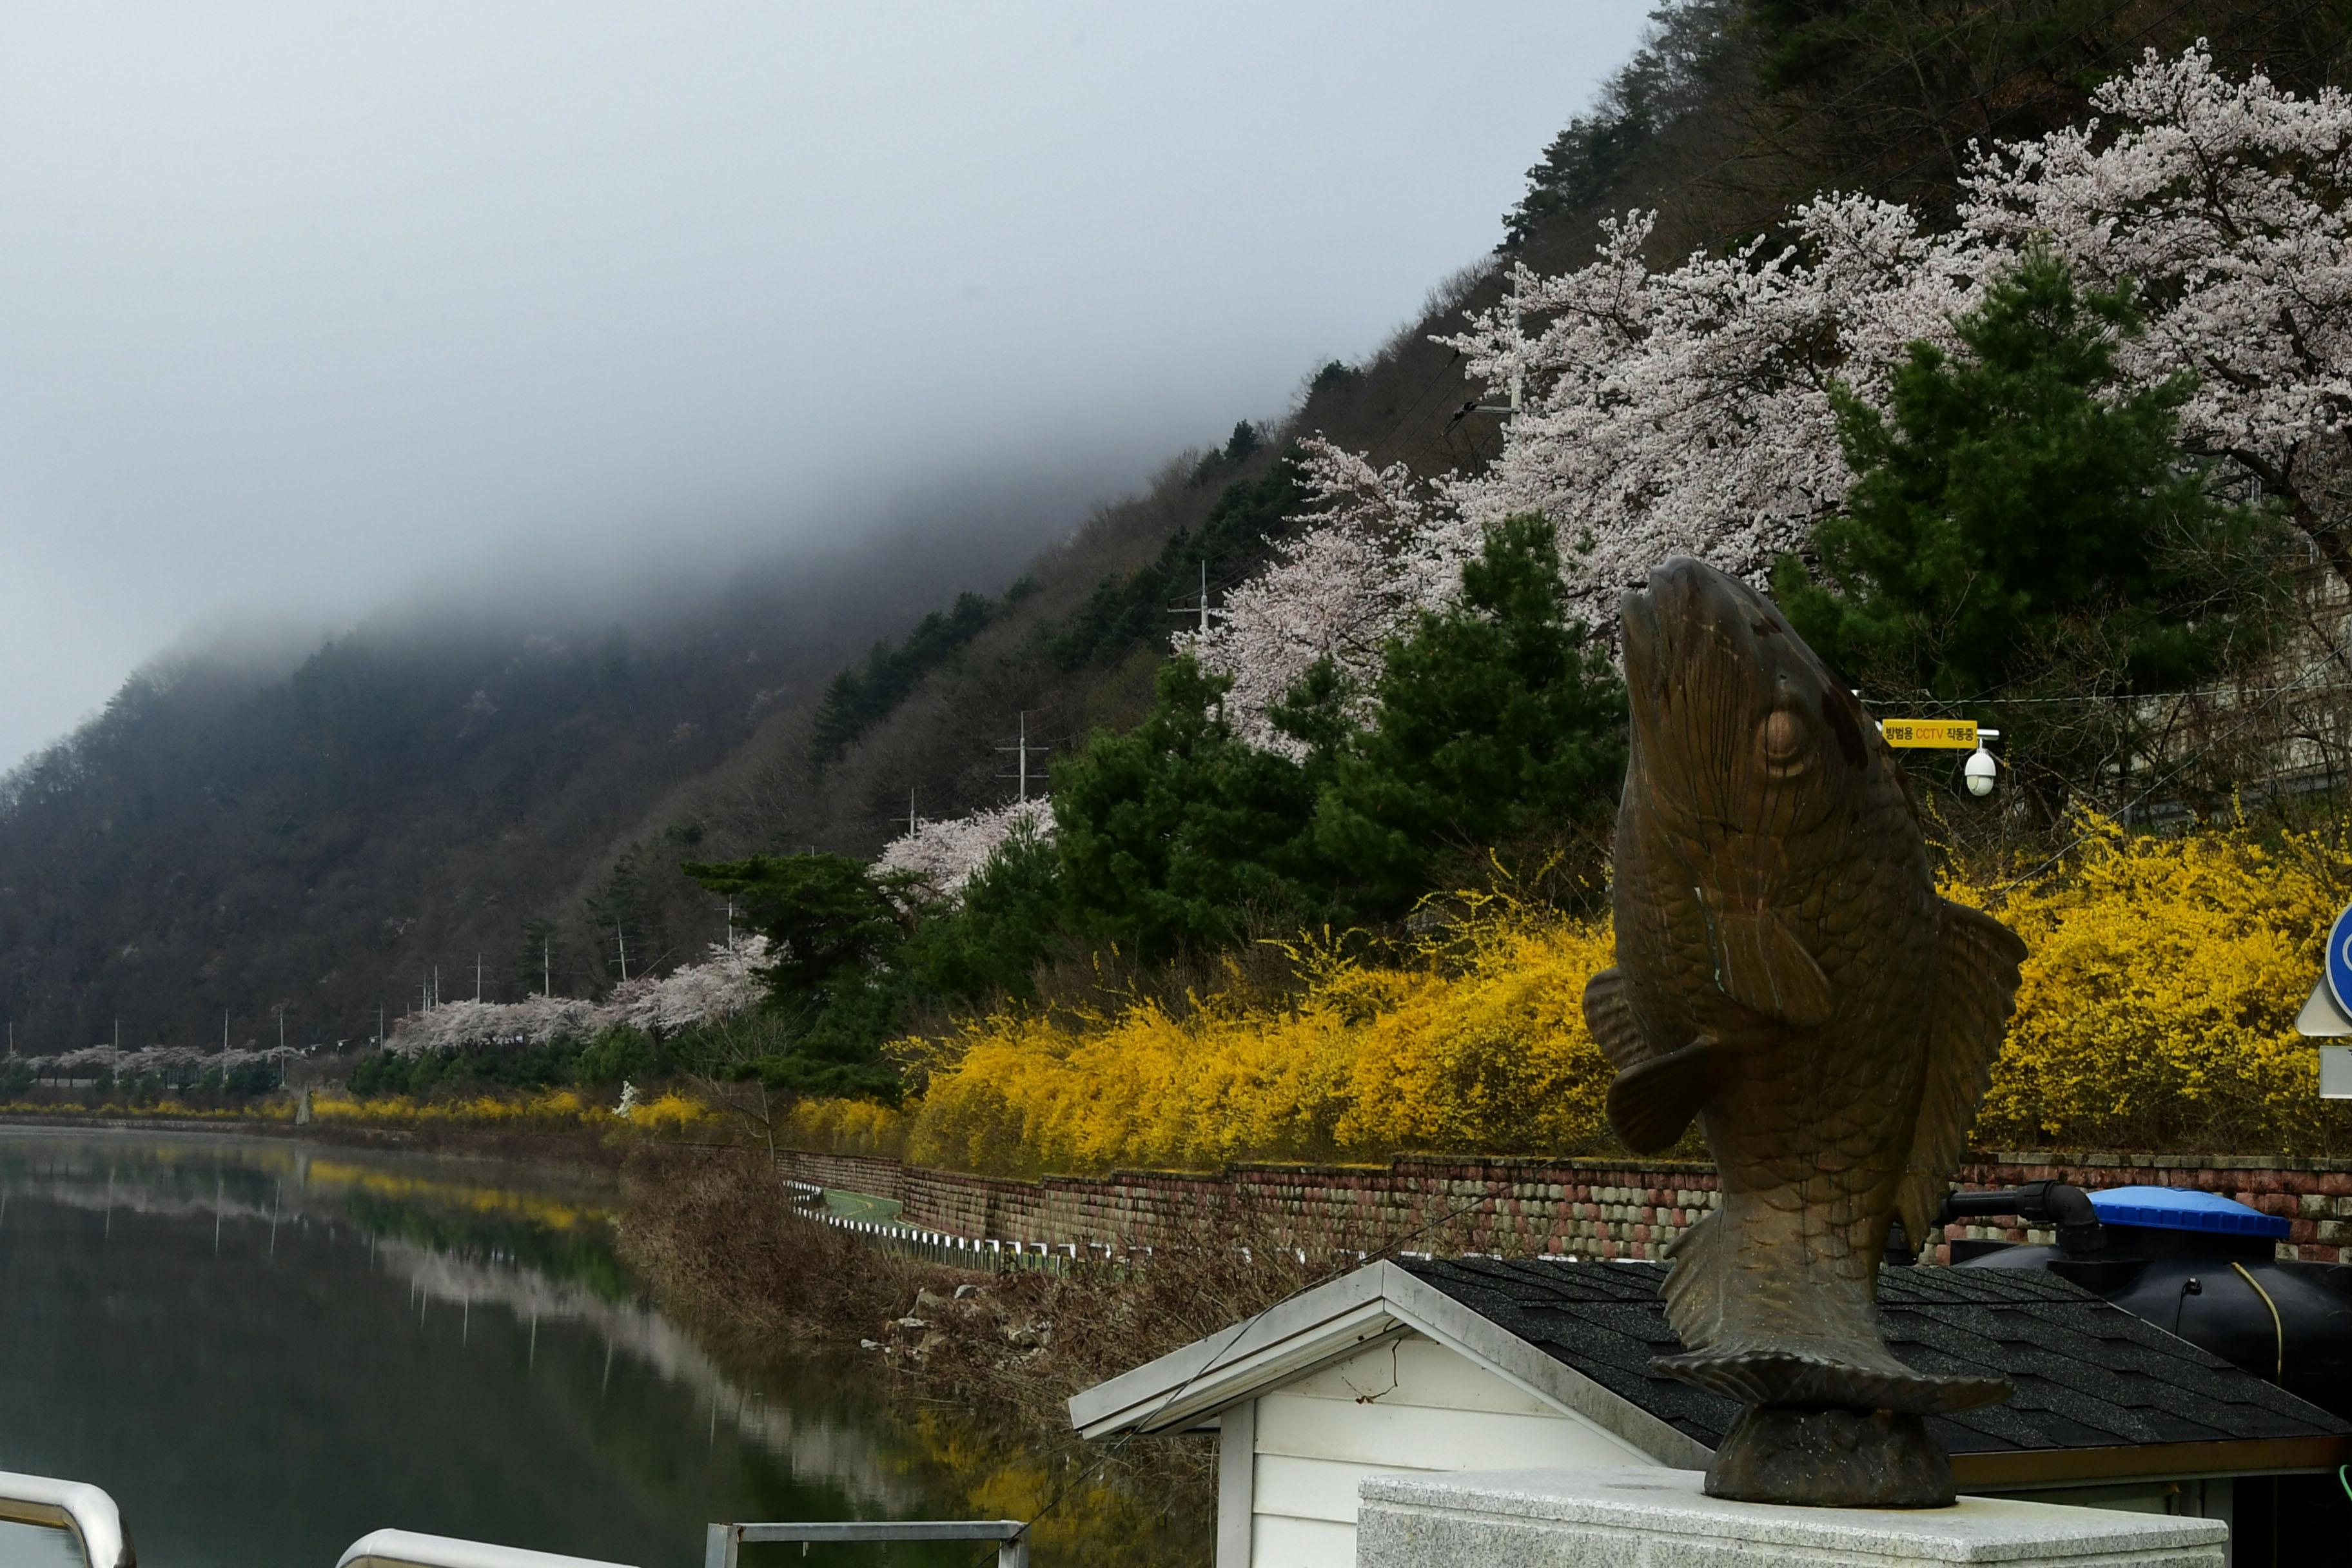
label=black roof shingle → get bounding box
[1398,1257,2352,1455]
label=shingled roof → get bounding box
[1400,1257,2352,1487]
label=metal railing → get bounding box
[0,1470,133,1568]
[0,1469,1030,1568]
[787,1175,1136,1277]
[706,1521,1028,1568]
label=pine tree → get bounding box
[677,852,914,1097]
[1776,248,2284,800]
[1309,514,1626,915]
[1050,656,1322,958]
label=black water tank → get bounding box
[1952,1185,2352,1419]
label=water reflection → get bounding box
[0,1130,1199,1568]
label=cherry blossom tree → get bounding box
[1199,45,2352,749]
[384,934,772,1054]
[1959,45,2352,585]
[874,796,1054,903]
[19,1043,299,1084]
[1185,438,1480,756]
[605,935,772,1035]
[1445,195,1978,629]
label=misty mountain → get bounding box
[0,507,1064,1051]
[5,0,2343,1054]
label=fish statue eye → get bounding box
[1761,707,1807,767]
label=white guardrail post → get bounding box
[0,1470,134,1568]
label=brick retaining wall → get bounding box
[776,1146,2352,1264]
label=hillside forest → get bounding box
[12,1,2352,1162]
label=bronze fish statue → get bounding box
[1586,557,2027,1506]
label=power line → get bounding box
[1863,678,2352,710]
[995,711,1044,803]
[1167,561,1219,637]
[1990,631,2352,894]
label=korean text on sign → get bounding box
[1879,720,1980,750]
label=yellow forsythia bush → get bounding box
[309,1086,716,1134]
[790,816,2352,1175]
[0,1097,286,1121]
[897,898,1620,1176]
[311,1089,606,1127]
[783,1096,910,1158]
[627,1092,717,1134]
[1952,814,2352,1155]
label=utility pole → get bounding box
[222,1008,229,1057]
[907,788,919,836]
[432,965,440,1007]
[475,952,483,1003]
[995,710,1040,803]
[275,1004,285,1052]
[616,923,629,983]
[1169,562,1215,636]
[543,936,551,997]
[377,1005,384,1049]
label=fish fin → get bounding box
[1583,966,1672,1071]
[1659,1207,1728,1353]
[1588,966,1712,1150]
[1710,908,1832,1027]
[1653,1349,2009,1415]
[1605,1040,1720,1153]
[1896,899,2029,1251]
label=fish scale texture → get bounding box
[1597,558,2022,1408]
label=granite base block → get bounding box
[1355,1467,2226,1567]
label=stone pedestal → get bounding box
[1355,1467,2226,1567]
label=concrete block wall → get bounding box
[778,1148,906,1202]
[776,1144,2352,1264]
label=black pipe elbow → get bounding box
[2035,1182,2106,1254]
[1937,1181,2106,1256]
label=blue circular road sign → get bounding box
[2328,903,2352,1017]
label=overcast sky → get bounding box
[0,2,1648,769]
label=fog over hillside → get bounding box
[0,1,1649,770]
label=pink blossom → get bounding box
[1202,46,2352,746]
[875,796,1054,903]
[386,935,772,1052]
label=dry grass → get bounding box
[620,1146,1359,1407]
[616,1145,953,1340]
[616,1144,1376,1557]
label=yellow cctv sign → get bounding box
[1879,719,1979,750]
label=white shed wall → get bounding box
[1241,1335,1661,1568]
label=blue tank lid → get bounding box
[2088,1184,2291,1240]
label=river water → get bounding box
[0,1130,1198,1568]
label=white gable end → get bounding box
[1231,1333,1665,1568]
